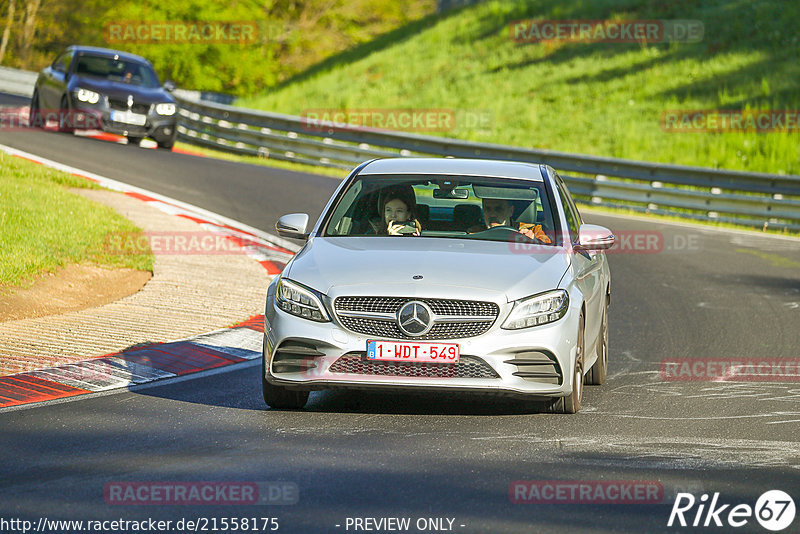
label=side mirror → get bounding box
[276,213,310,240]
[163,80,176,92]
[574,224,615,251]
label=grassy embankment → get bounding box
[0,152,152,289]
[239,0,800,175]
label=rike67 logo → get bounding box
[668,490,795,531]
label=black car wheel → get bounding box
[57,95,73,133]
[157,138,175,150]
[29,91,43,128]
[585,296,609,385]
[262,336,309,410]
[127,137,143,147]
[548,313,584,414]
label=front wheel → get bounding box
[157,138,175,150]
[29,91,43,128]
[548,313,584,414]
[261,341,309,410]
[57,96,74,133]
[127,137,143,147]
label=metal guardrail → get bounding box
[2,65,798,230]
[0,66,37,97]
[175,97,800,231]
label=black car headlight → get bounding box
[275,278,330,322]
[502,289,569,329]
[155,103,176,116]
[74,88,100,104]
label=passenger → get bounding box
[370,185,422,236]
[470,198,551,244]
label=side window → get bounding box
[52,52,72,73]
[556,181,579,241]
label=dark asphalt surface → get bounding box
[1,92,799,533]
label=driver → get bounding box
[470,198,551,244]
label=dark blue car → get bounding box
[30,45,178,149]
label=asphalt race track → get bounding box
[1,92,799,533]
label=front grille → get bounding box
[334,297,499,340]
[329,353,499,379]
[335,296,496,316]
[108,97,151,114]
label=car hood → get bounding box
[70,76,173,103]
[284,237,570,303]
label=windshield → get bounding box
[73,54,161,88]
[323,173,557,244]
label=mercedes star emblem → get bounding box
[397,301,433,337]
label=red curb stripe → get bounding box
[156,342,245,364]
[124,191,158,202]
[114,342,241,376]
[87,132,126,143]
[172,147,207,157]
[0,376,90,407]
[258,260,285,275]
[72,172,100,183]
[231,315,265,333]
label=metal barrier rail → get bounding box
[175,98,800,231]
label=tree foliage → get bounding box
[0,0,434,96]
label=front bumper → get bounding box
[263,282,582,399]
[73,105,177,143]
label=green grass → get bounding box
[0,152,153,288]
[239,0,800,175]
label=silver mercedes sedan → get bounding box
[263,158,614,413]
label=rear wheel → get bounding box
[585,296,609,385]
[261,338,309,410]
[548,313,584,414]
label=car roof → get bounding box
[65,46,151,64]
[359,158,545,181]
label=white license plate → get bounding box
[366,340,459,363]
[110,110,146,126]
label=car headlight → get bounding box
[75,88,100,104]
[275,278,330,322]
[155,103,176,116]
[502,289,569,329]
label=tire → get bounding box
[57,96,73,133]
[29,91,42,128]
[261,338,309,410]
[127,137,143,147]
[585,296,609,385]
[157,139,174,150]
[549,313,584,414]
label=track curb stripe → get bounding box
[0,315,267,408]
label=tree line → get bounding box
[0,0,434,96]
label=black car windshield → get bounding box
[323,174,558,245]
[73,54,161,88]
